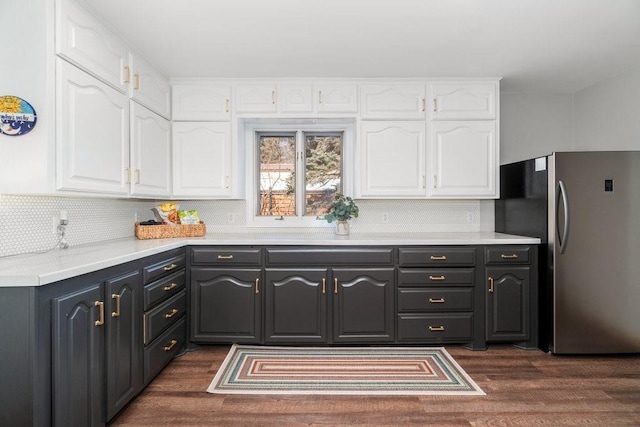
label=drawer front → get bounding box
[143,254,186,284]
[144,269,185,310]
[397,314,473,342]
[144,317,185,384]
[266,247,394,266]
[398,247,476,267]
[398,288,473,312]
[191,247,262,266]
[485,246,531,264]
[144,290,186,345]
[398,268,474,286]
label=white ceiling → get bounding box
[82,0,640,94]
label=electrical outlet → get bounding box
[467,211,475,223]
[228,213,235,223]
[382,212,389,224]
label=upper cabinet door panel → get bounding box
[315,83,358,113]
[172,83,231,121]
[360,84,425,119]
[128,53,171,119]
[235,84,277,113]
[278,83,314,113]
[55,0,128,92]
[430,82,497,120]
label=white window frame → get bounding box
[243,118,355,228]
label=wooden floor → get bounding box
[111,345,640,426]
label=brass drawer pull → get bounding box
[163,263,178,271]
[430,255,447,261]
[163,339,177,352]
[164,308,179,319]
[429,298,445,303]
[488,276,494,293]
[322,278,326,294]
[95,301,104,326]
[334,278,338,294]
[429,275,446,281]
[501,254,519,259]
[255,278,260,295]
[163,283,178,292]
[217,255,234,260]
[429,325,445,332]
[111,294,121,317]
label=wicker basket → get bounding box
[134,221,206,239]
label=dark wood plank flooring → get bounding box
[111,345,640,426]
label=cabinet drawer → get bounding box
[143,317,185,384]
[398,268,474,286]
[191,247,262,266]
[398,247,476,267]
[398,314,473,342]
[266,247,394,266]
[143,254,186,284]
[485,246,531,264]
[398,288,473,312]
[144,290,186,345]
[144,269,185,310]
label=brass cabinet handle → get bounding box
[271,90,276,104]
[125,167,131,184]
[322,278,326,294]
[488,276,494,293]
[225,175,230,189]
[217,255,234,260]
[123,65,131,84]
[163,263,178,272]
[422,98,426,112]
[163,339,177,352]
[255,278,260,294]
[433,98,438,112]
[334,278,338,294]
[429,325,445,332]
[163,283,178,292]
[430,255,447,261]
[111,294,121,317]
[429,298,445,303]
[164,308,179,319]
[225,99,230,112]
[501,254,519,259]
[429,275,446,281]
[135,169,140,184]
[319,90,323,104]
[95,301,105,326]
[134,73,140,90]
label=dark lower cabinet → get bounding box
[191,268,262,343]
[485,266,530,342]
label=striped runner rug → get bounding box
[207,344,484,396]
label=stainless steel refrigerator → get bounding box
[496,151,640,354]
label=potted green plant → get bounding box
[324,193,359,235]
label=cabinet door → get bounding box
[358,121,426,197]
[128,53,171,118]
[172,83,231,120]
[315,83,358,113]
[191,268,262,343]
[130,102,171,197]
[486,266,530,342]
[360,84,425,119]
[105,270,143,421]
[332,268,395,343]
[265,269,328,343]
[56,59,130,195]
[429,121,497,198]
[278,83,314,113]
[172,122,232,197]
[235,83,277,113]
[430,82,497,120]
[52,283,104,427]
[55,0,128,92]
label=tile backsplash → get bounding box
[0,195,492,257]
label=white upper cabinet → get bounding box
[429,121,497,198]
[430,82,497,120]
[315,83,358,113]
[357,121,426,197]
[172,83,231,121]
[56,59,130,195]
[360,84,426,119]
[130,102,171,197]
[278,83,314,113]
[172,122,233,198]
[235,83,277,113]
[128,53,171,119]
[55,0,128,92]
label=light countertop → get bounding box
[0,231,540,287]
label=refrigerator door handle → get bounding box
[556,180,570,254]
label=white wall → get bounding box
[573,67,640,151]
[500,92,573,164]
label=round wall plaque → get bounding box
[0,95,37,136]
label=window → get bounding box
[245,120,354,227]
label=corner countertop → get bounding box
[0,231,540,287]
